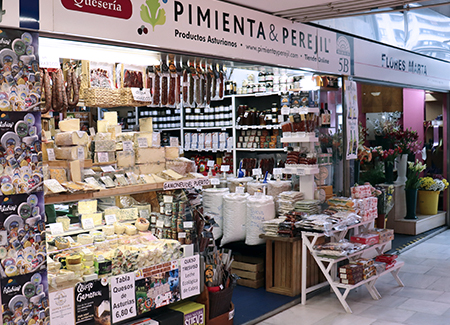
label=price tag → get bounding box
[221,165,230,172]
[211,178,220,185]
[123,141,133,151]
[252,168,262,176]
[152,133,160,147]
[66,236,75,243]
[170,137,179,147]
[156,220,164,228]
[163,195,173,203]
[236,187,245,194]
[178,232,186,238]
[138,137,148,148]
[273,168,283,175]
[83,169,96,176]
[101,165,115,173]
[207,160,215,167]
[298,169,306,176]
[89,127,96,136]
[281,107,290,115]
[47,148,55,161]
[292,107,300,114]
[183,221,194,229]
[105,214,117,225]
[327,148,333,153]
[111,273,137,323]
[242,126,248,130]
[131,87,152,102]
[81,218,94,230]
[97,152,109,163]
[77,147,85,160]
[49,223,64,235]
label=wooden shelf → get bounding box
[45,182,164,204]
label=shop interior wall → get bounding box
[403,88,425,159]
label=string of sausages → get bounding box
[41,68,80,114]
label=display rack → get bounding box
[301,220,404,313]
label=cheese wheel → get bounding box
[0,247,7,259]
[66,255,81,265]
[55,237,70,250]
[102,225,114,236]
[125,225,137,235]
[84,266,95,275]
[66,263,83,271]
[114,223,126,235]
[5,266,18,277]
[83,260,94,267]
[81,251,94,261]
[77,234,93,245]
[1,183,14,195]
[135,218,149,231]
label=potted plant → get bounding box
[418,175,449,215]
[404,160,426,219]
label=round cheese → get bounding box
[114,223,126,235]
[66,263,83,271]
[66,255,81,265]
[102,225,114,236]
[83,260,94,267]
[77,234,93,245]
[125,225,137,235]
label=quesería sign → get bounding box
[61,0,133,19]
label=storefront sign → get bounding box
[345,80,358,160]
[75,279,110,324]
[180,255,200,299]
[50,288,76,325]
[61,0,133,19]
[111,273,136,323]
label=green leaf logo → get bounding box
[140,0,166,31]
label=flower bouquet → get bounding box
[417,174,448,215]
[405,161,426,190]
[419,175,449,191]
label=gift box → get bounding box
[340,276,363,285]
[339,272,363,280]
[351,185,372,199]
[350,233,379,246]
[339,264,363,274]
[369,228,394,244]
[350,258,374,268]
[375,254,397,264]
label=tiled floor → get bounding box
[258,229,450,325]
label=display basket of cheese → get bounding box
[120,88,152,107]
[84,87,122,108]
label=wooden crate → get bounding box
[231,256,264,289]
[263,235,325,297]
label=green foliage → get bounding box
[140,0,166,31]
[359,162,385,186]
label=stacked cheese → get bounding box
[95,112,118,164]
[55,118,90,162]
[78,199,103,227]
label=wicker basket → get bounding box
[120,88,152,107]
[84,87,122,108]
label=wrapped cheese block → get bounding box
[42,141,54,161]
[107,125,122,140]
[55,146,87,160]
[95,140,116,152]
[165,157,196,176]
[97,120,108,133]
[118,208,139,221]
[139,117,153,132]
[59,118,80,132]
[162,169,183,180]
[94,152,115,163]
[138,163,165,174]
[221,192,250,246]
[94,133,112,141]
[165,146,179,159]
[136,147,165,164]
[117,151,135,168]
[203,188,229,239]
[246,194,275,245]
[80,213,103,226]
[55,131,89,146]
[103,111,117,125]
[133,132,153,148]
[116,132,135,142]
[79,200,97,214]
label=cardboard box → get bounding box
[170,301,205,325]
[350,233,379,246]
[150,308,184,325]
[231,256,264,288]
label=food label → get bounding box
[111,273,136,323]
[170,137,179,147]
[252,168,262,176]
[105,214,117,225]
[123,141,133,151]
[163,195,173,203]
[77,147,85,161]
[220,165,230,172]
[180,255,201,299]
[163,178,210,190]
[273,168,283,175]
[89,127,96,136]
[47,148,55,161]
[97,152,109,163]
[74,279,110,324]
[156,220,164,228]
[49,288,75,325]
[81,218,94,230]
[207,160,214,167]
[131,87,152,102]
[101,165,115,173]
[183,221,194,229]
[138,137,148,148]
[49,223,64,235]
[210,178,220,185]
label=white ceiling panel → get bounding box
[219,0,333,14]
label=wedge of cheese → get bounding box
[55,146,87,161]
[116,132,135,142]
[42,141,54,161]
[59,118,80,132]
[138,163,165,174]
[136,147,165,164]
[80,213,103,226]
[55,131,89,146]
[94,133,112,141]
[133,132,153,149]
[117,150,135,168]
[103,111,118,125]
[69,160,82,182]
[78,200,98,214]
[97,120,108,133]
[139,117,153,132]
[162,169,183,180]
[107,125,122,140]
[164,146,179,159]
[94,140,116,152]
[94,152,116,163]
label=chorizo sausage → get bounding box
[42,69,52,114]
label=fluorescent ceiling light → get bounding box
[39,37,161,66]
